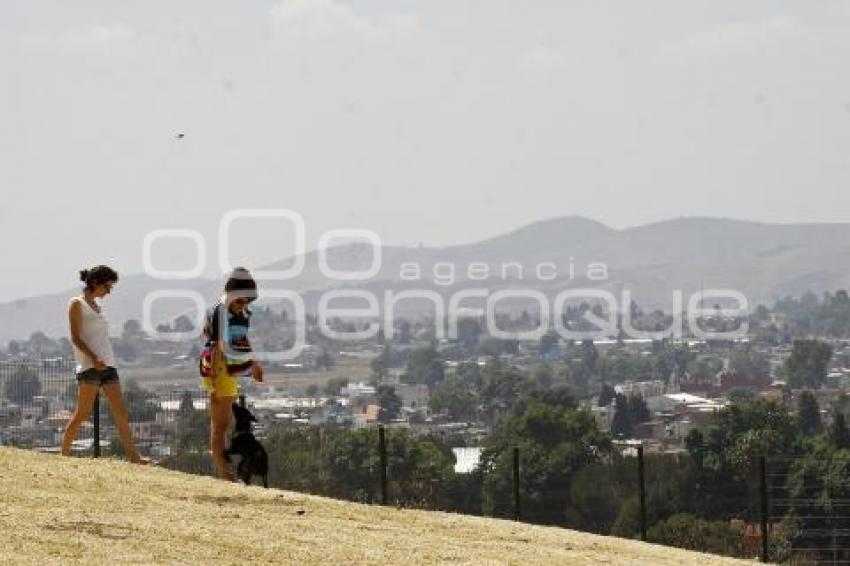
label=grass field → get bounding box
[122,357,372,393]
[0,448,753,565]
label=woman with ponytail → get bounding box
[61,265,145,463]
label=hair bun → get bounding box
[79,269,90,282]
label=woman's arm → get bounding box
[251,358,264,382]
[242,307,263,382]
[204,306,226,366]
[68,300,107,370]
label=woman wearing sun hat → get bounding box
[201,267,265,480]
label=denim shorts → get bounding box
[76,366,120,385]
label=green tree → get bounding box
[605,453,702,540]
[796,391,822,436]
[566,463,630,533]
[532,364,554,388]
[479,360,531,421]
[262,426,329,494]
[686,356,723,382]
[785,339,832,389]
[579,340,599,377]
[539,330,560,360]
[478,337,519,356]
[370,346,394,382]
[646,514,744,557]
[598,351,655,385]
[651,342,692,383]
[394,319,412,344]
[456,317,482,350]
[264,426,455,507]
[122,379,159,421]
[611,394,632,437]
[177,390,195,420]
[611,497,642,538]
[629,394,650,423]
[173,315,195,333]
[685,399,801,518]
[26,331,60,357]
[729,346,770,381]
[830,412,850,449]
[725,387,757,404]
[402,347,444,389]
[323,377,349,397]
[173,404,209,453]
[122,319,145,339]
[429,375,477,421]
[752,304,771,323]
[315,350,335,370]
[376,385,402,423]
[479,391,610,525]
[786,444,850,562]
[598,383,616,407]
[611,394,650,437]
[834,394,850,420]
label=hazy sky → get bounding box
[2,1,849,300]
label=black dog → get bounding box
[224,403,269,488]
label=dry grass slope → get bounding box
[0,448,753,565]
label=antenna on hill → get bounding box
[699,282,704,343]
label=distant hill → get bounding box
[0,447,748,565]
[2,216,850,343]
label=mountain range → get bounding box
[3,216,850,344]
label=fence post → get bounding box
[637,445,647,542]
[513,446,521,521]
[92,392,101,458]
[378,425,388,505]
[759,455,769,563]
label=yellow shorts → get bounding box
[201,373,239,398]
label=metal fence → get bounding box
[0,359,214,475]
[0,359,86,450]
[767,455,850,564]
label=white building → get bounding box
[394,384,429,411]
[615,380,666,399]
[646,392,721,414]
[452,446,482,474]
[342,382,376,398]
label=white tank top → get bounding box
[70,297,115,372]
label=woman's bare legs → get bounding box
[102,381,144,463]
[210,393,236,481]
[61,382,100,456]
